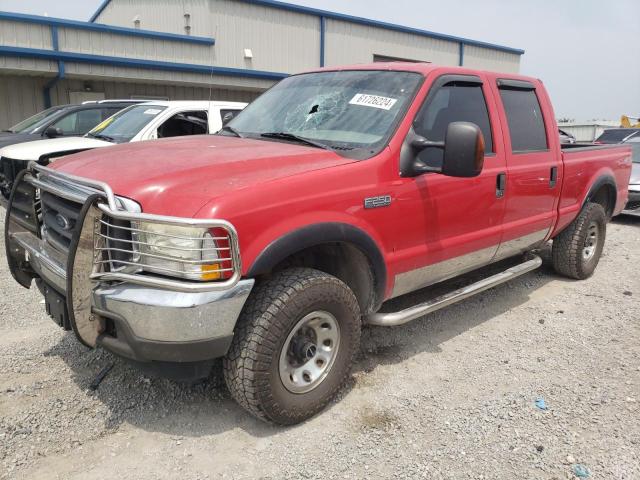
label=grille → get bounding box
[0,157,32,201]
[40,191,83,253]
[7,178,40,234]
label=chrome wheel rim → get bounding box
[582,222,599,261]
[279,311,340,394]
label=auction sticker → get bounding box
[143,108,162,115]
[349,93,397,110]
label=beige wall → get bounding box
[0,75,48,129]
[462,45,520,74]
[0,74,261,130]
[324,19,459,67]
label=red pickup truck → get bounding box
[5,63,632,425]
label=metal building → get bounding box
[0,0,524,130]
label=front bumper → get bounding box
[11,230,254,363]
[623,186,640,216]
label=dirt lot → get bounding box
[1,214,639,480]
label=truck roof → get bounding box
[303,62,540,84]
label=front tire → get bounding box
[552,202,606,280]
[223,268,361,425]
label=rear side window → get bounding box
[499,88,548,152]
[52,108,103,135]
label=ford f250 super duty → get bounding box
[4,63,632,425]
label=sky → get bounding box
[1,0,638,121]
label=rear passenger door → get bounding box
[492,79,561,260]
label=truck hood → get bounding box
[0,136,112,161]
[51,135,354,216]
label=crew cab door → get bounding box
[390,74,507,298]
[490,79,561,260]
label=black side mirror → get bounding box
[441,122,485,178]
[44,126,63,138]
[401,122,485,178]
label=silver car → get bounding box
[558,128,576,144]
[623,141,640,216]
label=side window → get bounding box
[51,109,103,135]
[415,82,494,152]
[157,110,208,138]
[101,108,121,121]
[414,81,494,167]
[498,87,548,152]
[220,109,241,126]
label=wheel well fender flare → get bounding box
[246,222,387,303]
[582,174,617,218]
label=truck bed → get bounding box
[554,143,633,235]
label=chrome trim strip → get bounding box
[492,229,549,263]
[91,271,239,293]
[30,162,117,210]
[391,245,497,299]
[29,177,96,205]
[367,255,542,327]
[390,229,549,299]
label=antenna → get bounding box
[208,62,214,130]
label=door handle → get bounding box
[550,166,558,188]
[496,172,506,198]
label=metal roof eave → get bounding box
[0,45,286,80]
[0,11,215,45]
[89,0,524,55]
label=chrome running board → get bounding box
[366,255,542,327]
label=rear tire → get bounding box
[223,268,361,425]
[552,202,606,280]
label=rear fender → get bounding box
[582,174,617,219]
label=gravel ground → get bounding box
[1,214,639,480]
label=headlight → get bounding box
[132,222,233,281]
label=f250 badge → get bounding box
[364,195,392,209]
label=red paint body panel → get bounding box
[52,135,353,217]
[50,63,633,301]
[553,147,632,235]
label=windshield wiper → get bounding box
[87,132,115,142]
[220,125,244,138]
[260,132,332,150]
